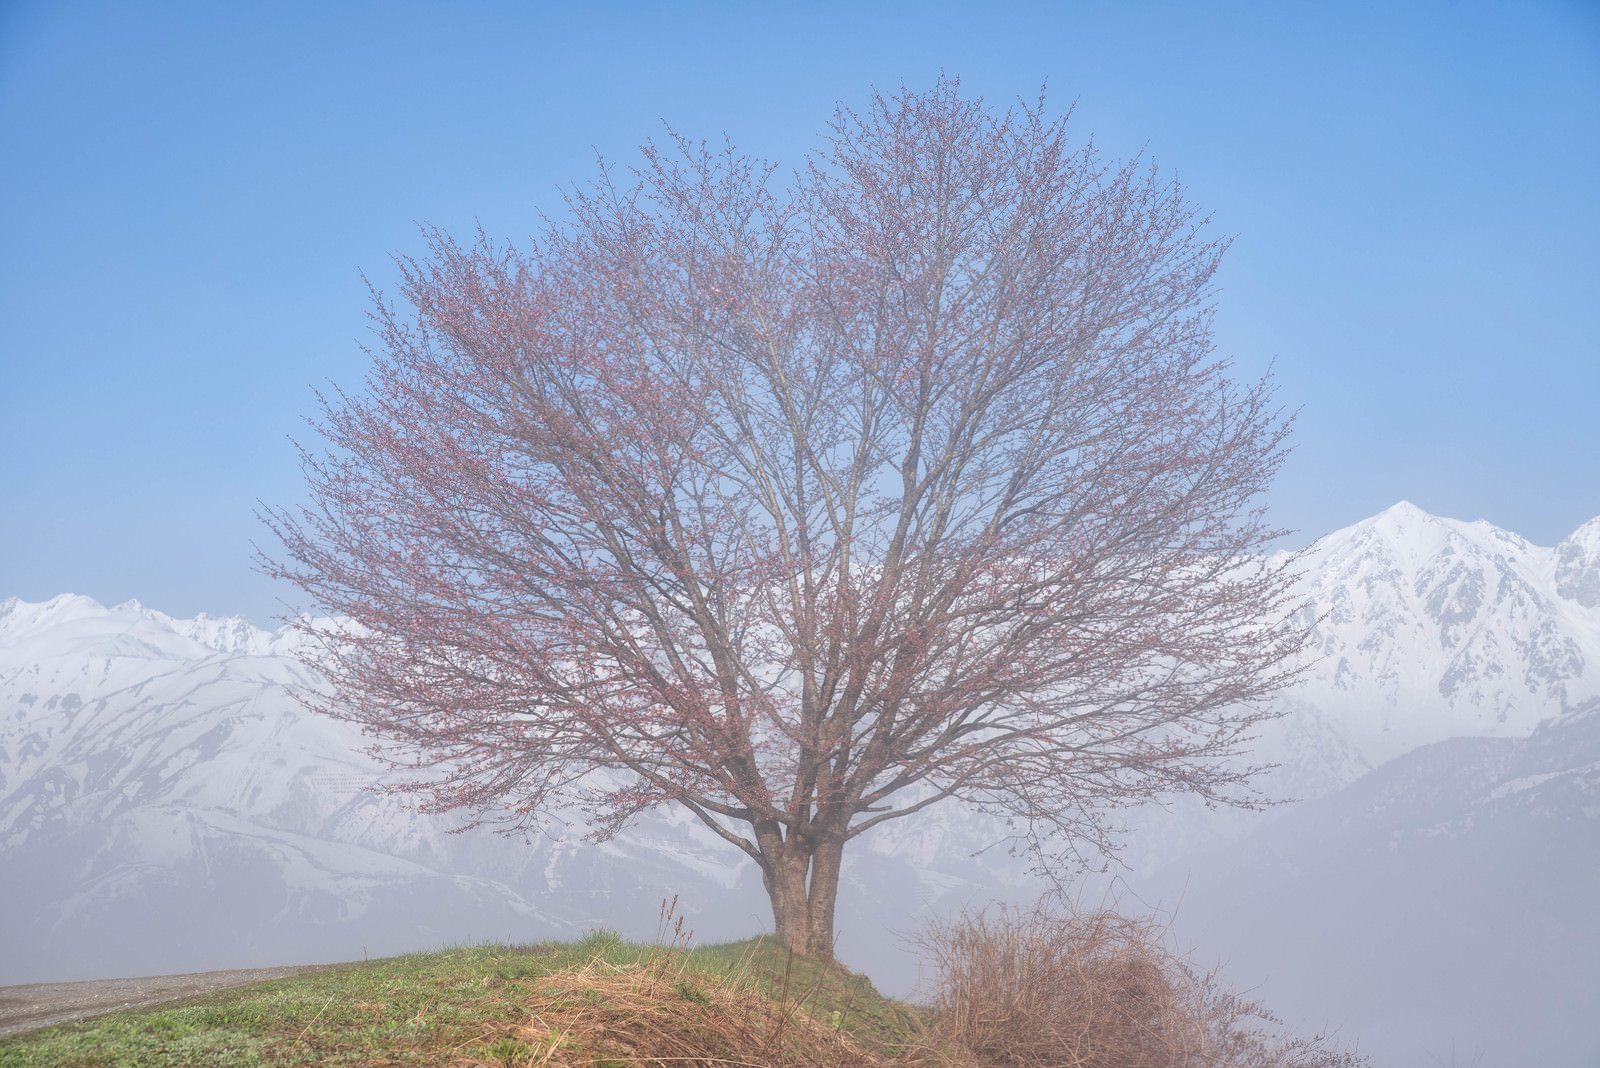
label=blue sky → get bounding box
[2,0,1596,625]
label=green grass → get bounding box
[0,932,933,1067]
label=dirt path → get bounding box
[0,964,346,1039]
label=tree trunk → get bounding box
[803,835,844,957]
[759,826,846,961]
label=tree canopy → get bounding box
[265,79,1302,957]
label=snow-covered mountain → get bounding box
[1277,502,1600,770]
[1109,503,1600,873]
[0,595,556,980]
[1135,504,1600,1067]
[3,502,1599,1062]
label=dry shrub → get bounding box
[915,903,1368,1068]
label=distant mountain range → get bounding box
[1138,504,1600,1068]
[4,502,1599,1065]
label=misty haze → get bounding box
[3,5,1597,1068]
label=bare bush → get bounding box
[915,903,1368,1068]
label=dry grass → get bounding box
[462,951,887,1068]
[914,903,1369,1068]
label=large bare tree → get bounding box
[265,80,1302,959]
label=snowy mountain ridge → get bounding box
[0,592,304,663]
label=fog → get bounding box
[5,503,1600,1066]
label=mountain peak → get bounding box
[0,594,112,643]
[1330,501,1538,569]
[1380,499,1427,518]
[1559,513,1600,549]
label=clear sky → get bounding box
[2,0,1596,625]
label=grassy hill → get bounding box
[0,904,1372,1067]
[0,932,933,1068]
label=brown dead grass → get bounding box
[449,952,893,1068]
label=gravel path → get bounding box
[0,964,346,1039]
